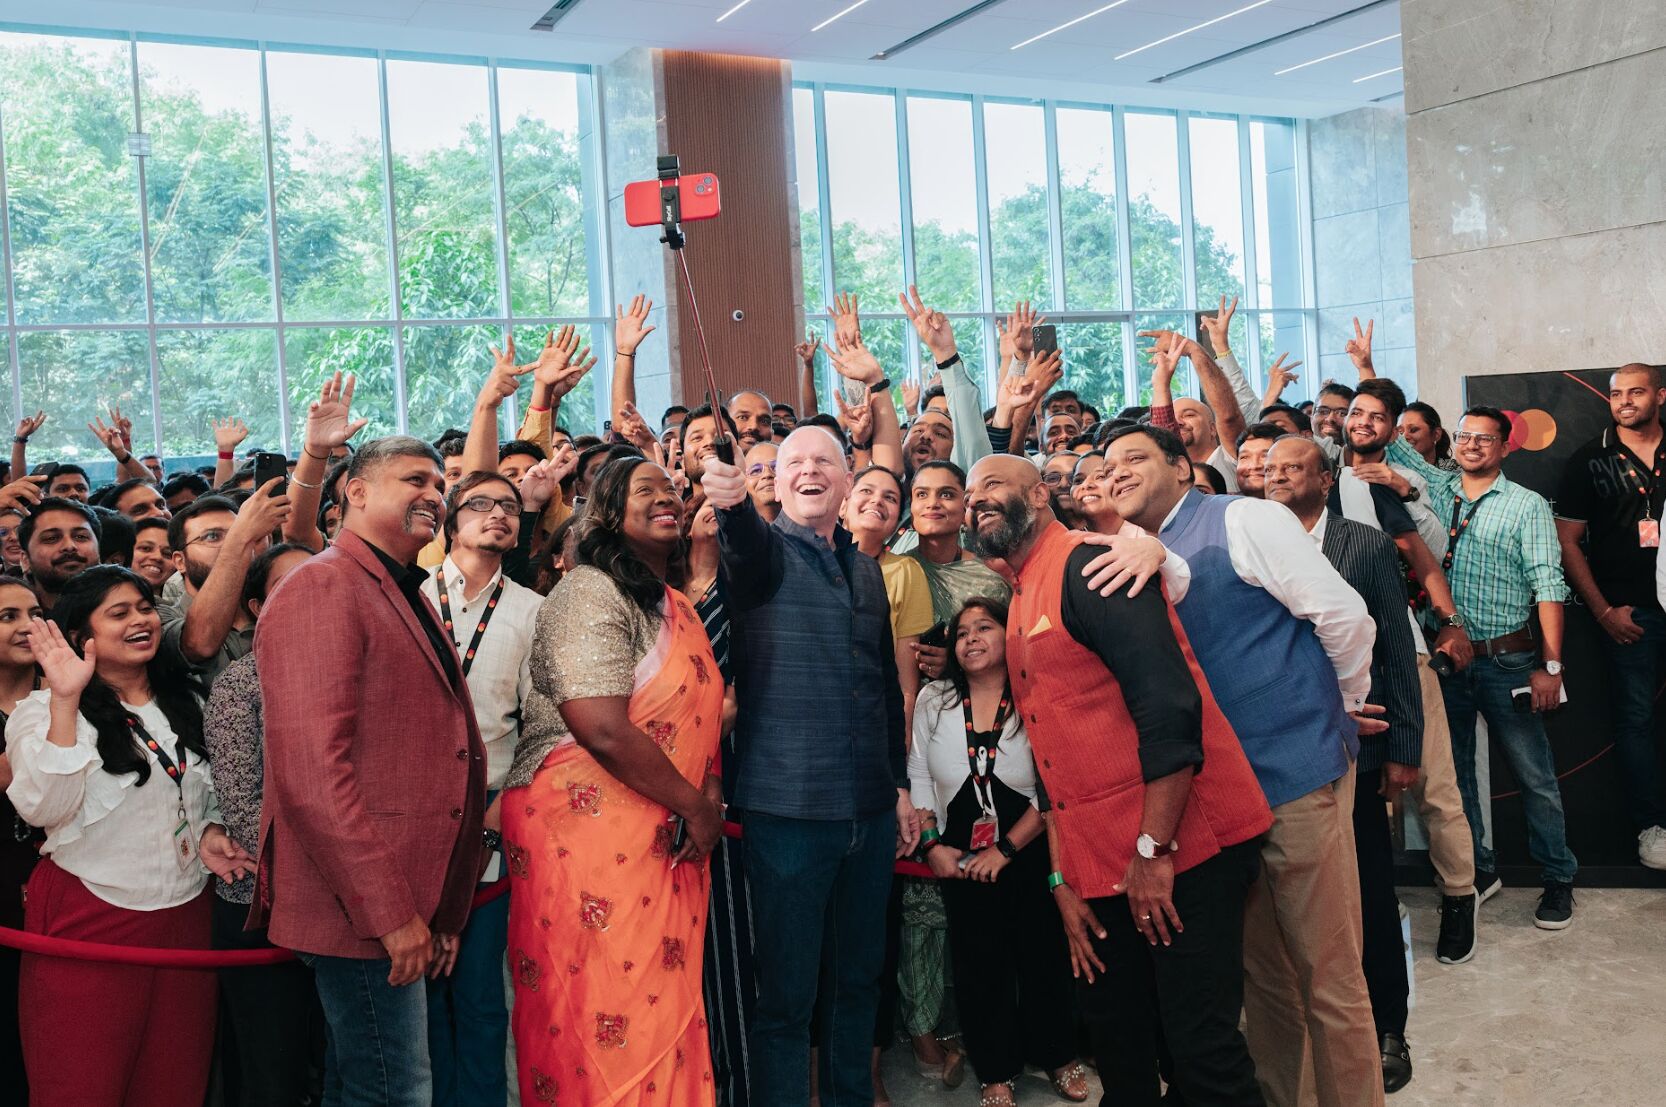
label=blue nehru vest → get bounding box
[1159,490,1355,808]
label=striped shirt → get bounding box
[1388,440,1569,640]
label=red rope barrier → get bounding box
[0,821,939,966]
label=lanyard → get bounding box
[435,571,506,678]
[1442,495,1487,576]
[1618,448,1664,521]
[129,713,187,813]
[961,685,1013,817]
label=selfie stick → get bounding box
[656,154,735,466]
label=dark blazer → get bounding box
[1319,510,1424,772]
[249,529,486,958]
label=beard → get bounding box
[1616,401,1660,428]
[184,552,215,591]
[966,495,1038,561]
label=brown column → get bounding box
[658,51,798,411]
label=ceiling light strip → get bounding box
[873,0,1019,61]
[1115,0,1274,61]
[716,0,757,22]
[812,0,877,33]
[1353,65,1402,82]
[1149,0,1397,84]
[1274,33,1400,76]
[1010,0,1133,51]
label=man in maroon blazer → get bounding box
[252,435,486,1106]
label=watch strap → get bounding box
[869,377,892,395]
[995,836,1019,861]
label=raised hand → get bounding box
[1026,348,1065,396]
[614,402,656,451]
[108,405,134,453]
[0,475,47,515]
[212,417,250,455]
[517,457,561,512]
[231,478,292,543]
[822,339,885,387]
[29,617,95,699]
[1264,353,1302,399]
[483,333,533,404]
[615,294,656,355]
[1005,301,1044,361]
[1148,330,1186,386]
[1346,317,1374,375]
[833,388,874,446]
[827,292,862,349]
[14,411,46,442]
[546,442,579,484]
[88,416,128,458]
[898,285,956,363]
[304,372,369,456]
[899,379,921,418]
[996,368,1047,413]
[794,329,819,370]
[1136,328,1202,364]
[1201,294,1238,354]
[530,326,594,399]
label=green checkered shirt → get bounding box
[1388,439,1569,640]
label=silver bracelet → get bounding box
[290,474,322,491]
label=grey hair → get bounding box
[341,436,443,519]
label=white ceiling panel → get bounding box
[7,0,1404,117]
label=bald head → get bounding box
[965,454,1048,564]
[1172,396,1218,454]
[1262,434,1332,522]
[776,425,852,537]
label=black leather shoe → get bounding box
[1381,1031,1412,1094]
[1436,892,1477,964]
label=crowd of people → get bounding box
[0,282,1661,1107]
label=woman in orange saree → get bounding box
[502,457,726,1107]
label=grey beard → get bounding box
[965,497,1037,561]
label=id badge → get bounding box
[173,818,198,871]
[969,815,998,851]
[1641,518,1660,548]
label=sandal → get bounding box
[980,1082,1017,1107]
[1051,1062,1090,1102]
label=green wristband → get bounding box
[1047,871,1067,890]
[920,827,941,846]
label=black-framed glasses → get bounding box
[460,496,519,516]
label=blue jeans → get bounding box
[744,808,896,1107]
[1597,605,1666,831]
[300,952,432,1107]
[426,880,510,1107]
[1439,649,1579,883]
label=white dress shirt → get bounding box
[5,691,222,910]
[421,557,539,792]
[907,680,1038,828]
[1165,494,1374,712]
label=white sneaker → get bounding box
[1640,826,1666,871]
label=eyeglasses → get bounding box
[1452,431,1501,446]
[1040,471,1066,486]
[460,496,519,516]
[1314,404,1348,419]
[185,528,229,548]
[747,462,777,477]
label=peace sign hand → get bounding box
[899,285,956,363]
[1346,317,1374,374]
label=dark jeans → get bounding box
[1078,839,1264,1107]
[1440,650,1578,882]
[212,896,325,1107]
[744,807,896,1107]
[940,842,1075,1086]
[299,951,432,1107]
[426,878,510,1107]
[1353,770,1407,1038]
[1598,605,1666,831]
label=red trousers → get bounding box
[20,859,216,1107]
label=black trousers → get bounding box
[1354,768,1408,1038]
[212,895,325,1107]
[1079,839,1265,1107]
[940,844,1076,1085]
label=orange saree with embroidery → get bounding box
[504,587,723,1106]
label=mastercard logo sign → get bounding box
[1501,408,1558,451]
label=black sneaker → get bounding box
[1380,1031,1413,1094]
[1474,869,1502,903]
[1534,881,1575,930]
[1436,893,1477,964]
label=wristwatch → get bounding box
[1543,660,1564,677]
[995,837,1019,861]
[1439,611,1466,630]
[1400,486,1421,503]
[482,828,503,853]
[1135,833,1178,860]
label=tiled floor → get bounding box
[880,886,1666,1107]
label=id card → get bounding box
[1641,518,1660,548]
[173,818,198,871]
[969,815,998,852]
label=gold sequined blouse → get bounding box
[503,566,661,790]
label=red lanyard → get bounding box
[961,685,1013,814]
[435,572,506,678]
[1442,495,1486,576]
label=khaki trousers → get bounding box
[1242,771,1385,1107]
[1409,663,1477,896]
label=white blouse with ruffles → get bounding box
[4,690,222,910]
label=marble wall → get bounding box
[1308,105,1418,398]
[1403,0,1666,420]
